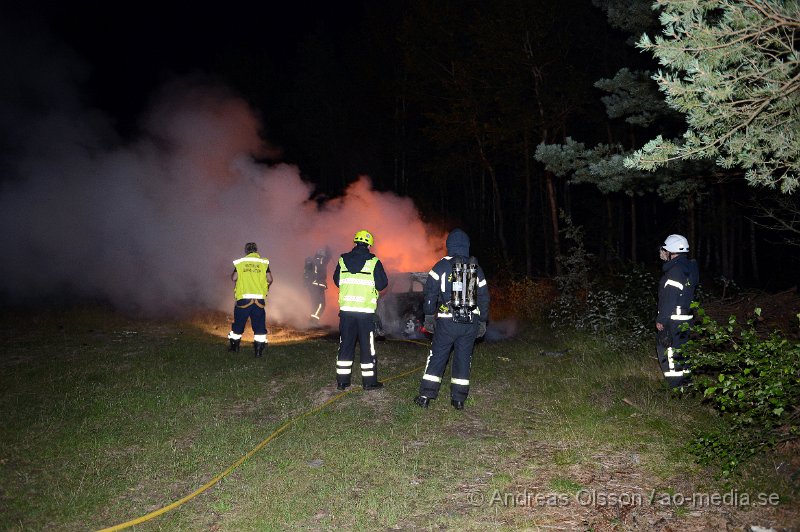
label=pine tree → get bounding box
[625,0,800,193]
[535,0,710,262]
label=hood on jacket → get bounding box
[342,242,374,273]
[663,254,700,286]
[446,229,470,258]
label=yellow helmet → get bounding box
[353,230,374,246]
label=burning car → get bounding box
[375,271,429,338]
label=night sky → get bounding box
[0,1,450,318]
[1,1,624,190]
[2,1,363,147]
[4,1,789,295]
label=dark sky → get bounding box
[3,1,363,133]
[0,1,451,318]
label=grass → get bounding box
[0,306,797,530]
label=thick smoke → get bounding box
[0,22,445,329]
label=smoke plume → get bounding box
[0,22,446,329]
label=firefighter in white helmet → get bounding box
[227,242,273,358]
[656,234,699,387]
[333,230,388,391]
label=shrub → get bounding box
[548,212,655,342]
[494,277,558,324]
[681,304,800,477]
[549,212,592,328]
[589,265,656,339]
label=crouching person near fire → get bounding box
[414,229,489,410]
[334,230,388,391]
[227,242,273,358]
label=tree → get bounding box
[536,0,709,264]
[626,0,800,193]
[751,192,800,246]
[399,0,603,274]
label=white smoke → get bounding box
[0,22,445,329]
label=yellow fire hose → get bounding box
[98,338,429,531]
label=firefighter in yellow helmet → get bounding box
[333,230,388,390]
[227,242,273,357]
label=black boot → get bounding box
[414,395,430,408]
[254,341,266,358]
[228,338,241,352]
[451,399,465,410]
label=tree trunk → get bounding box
[524,132,532,277]
[630,195,637,263]
[606,196,614,261]
[750,218,759,283]
[541,174,551,275]
[480,169,487,243]
[687,192,696,255]
[701,200,712,271]
[524,36,561,276]
[546,171,561,275]
[720,185,730,278]
[472,121,509,266]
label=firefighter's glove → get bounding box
[424,315,435,333]
[477,321,486,338]
[657,328,672,348]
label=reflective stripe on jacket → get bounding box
[338,256,378,313]
[657,255,699,323]
[233,253,270,300]
[424,256,490,320]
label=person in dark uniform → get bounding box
[333,230,389,391]
[228,242,273,358]
[304,247,330,324]
[414,229,489,410]
[656,234,700,388]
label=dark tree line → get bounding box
[227,0,798,289]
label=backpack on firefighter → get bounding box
[449,256,479,324]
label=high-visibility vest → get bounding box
[233,253,270,300]
[338,256,378,313]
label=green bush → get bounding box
[681,303,800,477]
[548,212,655,342]
[550,211,592,328]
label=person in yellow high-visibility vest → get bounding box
[333,230,388,390]
[228,242,273,357]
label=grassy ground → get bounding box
[0,307,797,531]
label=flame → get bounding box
[188,309,331,344]
[305,177,447,328]
[323,177,446,273]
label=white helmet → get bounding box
[663,234,689,253]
